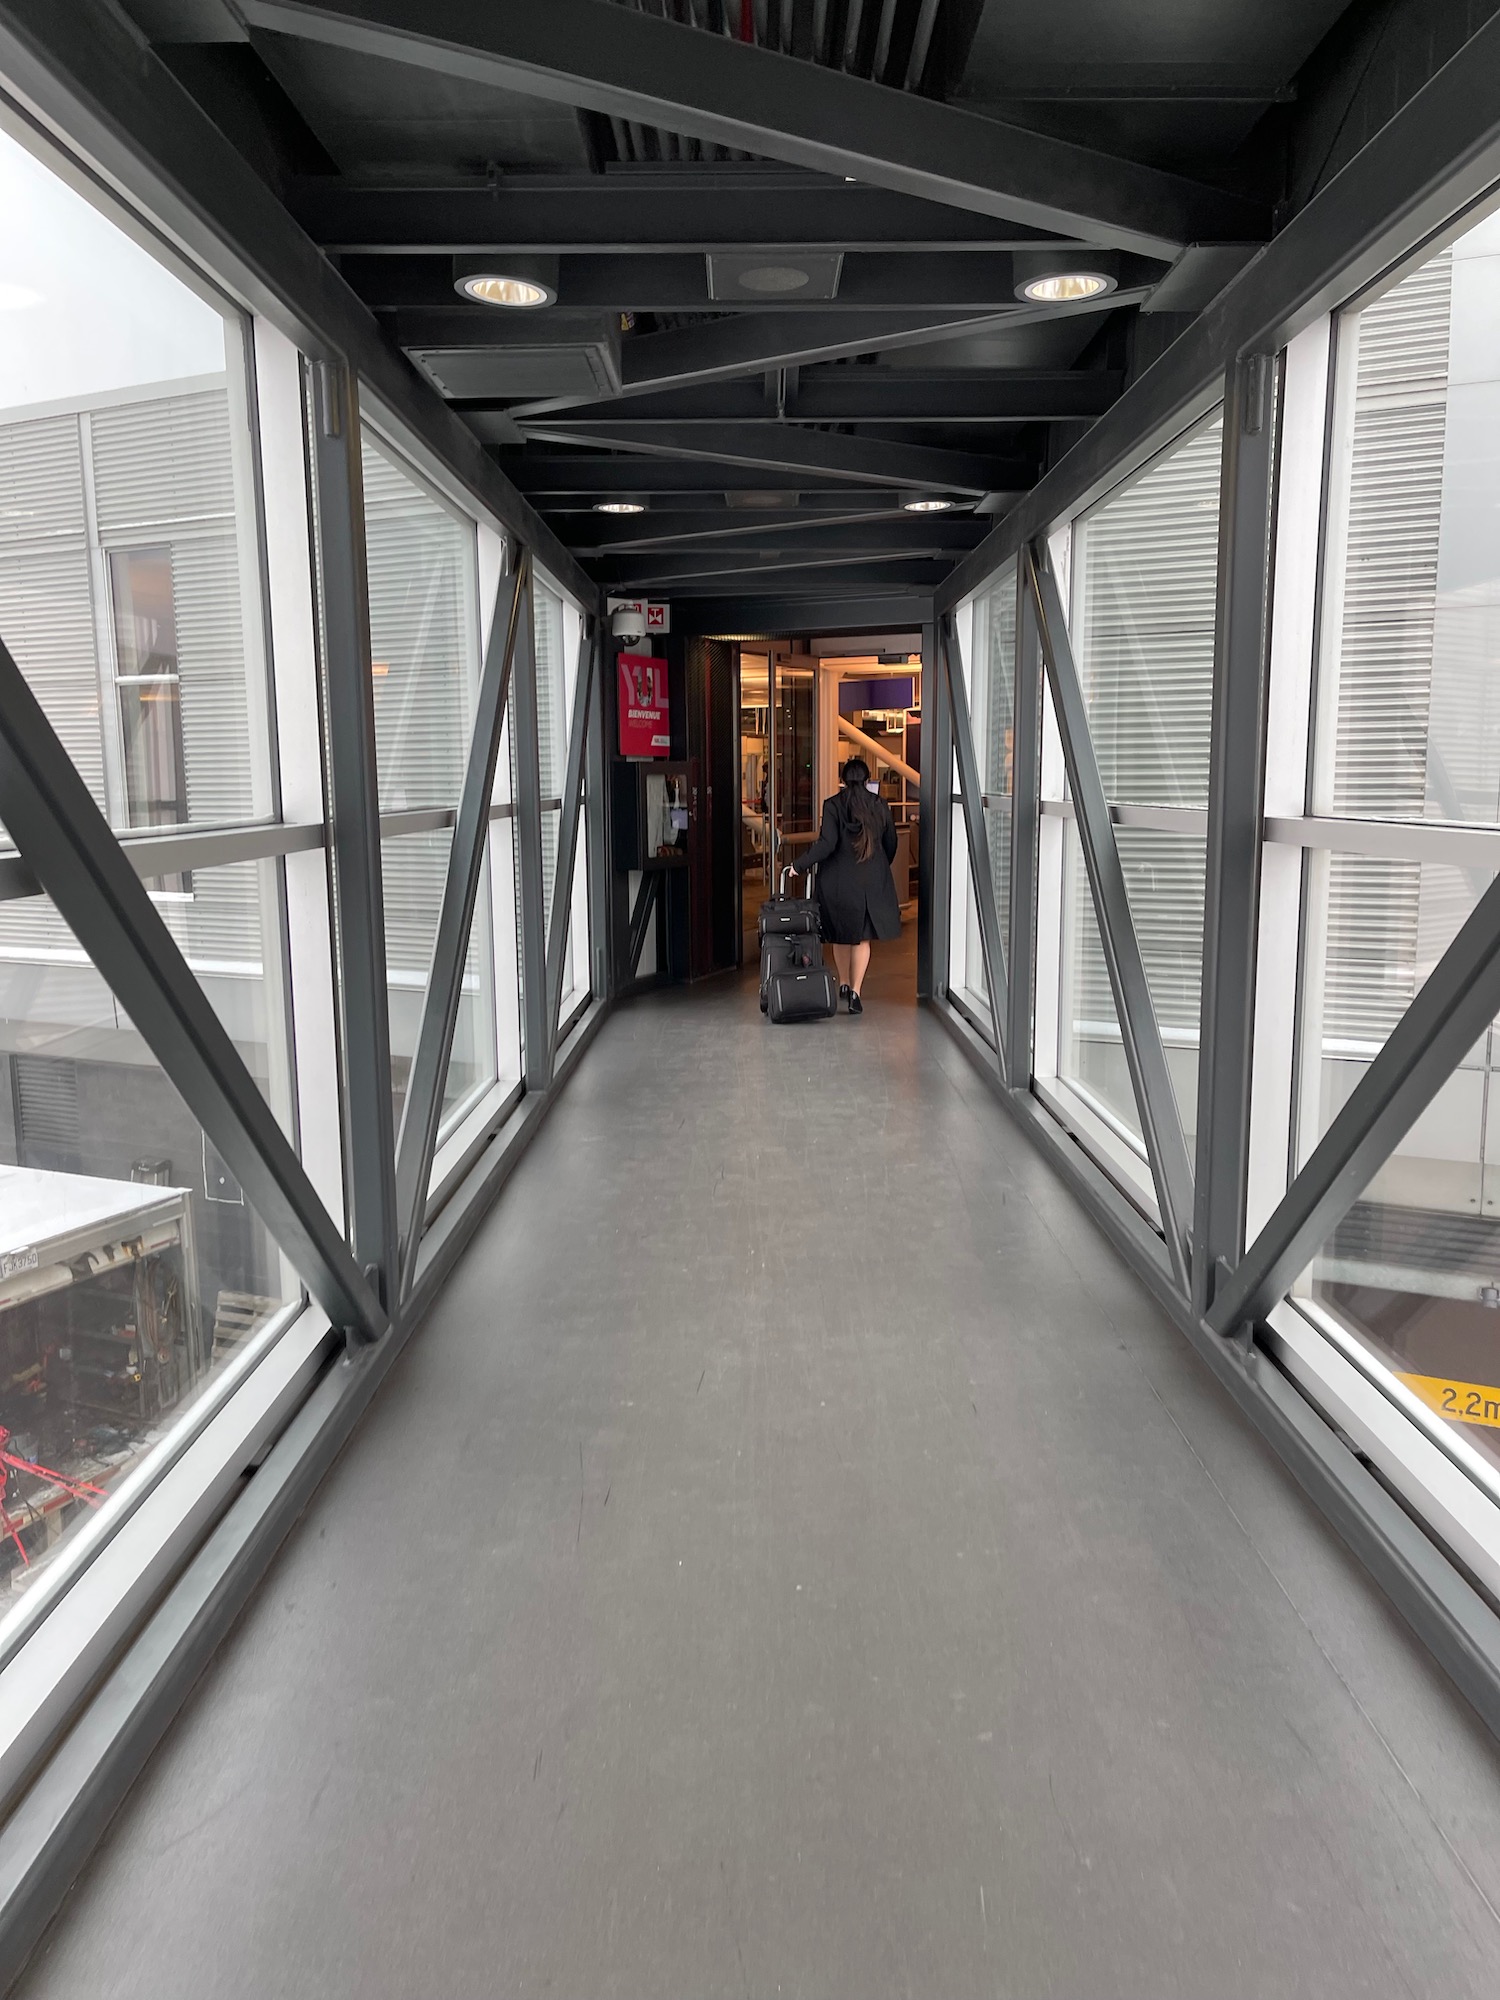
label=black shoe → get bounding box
[848,992,864,1015]
[838,983,851,1001]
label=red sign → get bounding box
[618,652,670,757]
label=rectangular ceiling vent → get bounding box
[408,342,619,401]
[706,253,843,302]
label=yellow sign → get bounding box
[1399,1372,1500,1429]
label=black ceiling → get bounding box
[119,0,1485,606]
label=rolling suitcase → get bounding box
[759,869,838,1023]
[765,956,839,1023]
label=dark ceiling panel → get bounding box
[238,0,1271,255]
[952,3,1353,170]
[252,27,593,178]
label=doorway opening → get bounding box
[735,630,924,1004]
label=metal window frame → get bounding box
[509,565,551,1092]
[915,614,947,1003]
[1191,353,1279,1317]
[1024,538,1196,1291]
[305,357,399,1321]
[939,615,1008,1073]
[1007,568,1043,1086]
[392,556,528,1302]
[541,616,600,1078]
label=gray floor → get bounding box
[20,939,1500,1998]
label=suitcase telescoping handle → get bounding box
[779,862,816,898]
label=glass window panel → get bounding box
[1295,1012,1500,1484]
[1115,826,1205,1141]
[1058,410,1222,1145]
[964,563,1017,1002]
[486,815,524,1088]
[556,802,590,1020]
[1070,411,1224,809]
[533,581,569,798]
[381,831,498,1138]
[1059,822,1141,1144]
[1314,216,1500,825]
[1299,850,1489,1160]
[541,807,562,942]
[947,790,989,1029]
[532,583,572,931]
[0,873,298,1602]
[0,123,272,839]
[362,430,481,813]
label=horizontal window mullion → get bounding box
[0,818,326,902]
[378,801,519,844]
[1266,813,1500,868]
[1039,797,1208,834]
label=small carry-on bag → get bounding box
[758,865,820,938]
[759,868,838,1022]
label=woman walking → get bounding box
[791,758,901,1015]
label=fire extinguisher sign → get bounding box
[618,652,670,757]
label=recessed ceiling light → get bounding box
[736,264,812,294]
[1017,271,1115,304]
[903,497,955,513]
[456,272,554,308]
[594,501,645,515]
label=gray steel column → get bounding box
[0,634,384,1343]
[305,358,398,1324]
[941,617,1009,1072]
[1027,540,1195,1292]
[1193,355,1278,1319]
[1007,566,1042,1089]
[392,558,526,1301]
[509,560,550,1089]
[916,614,948,1000]
[542,615,599,1072]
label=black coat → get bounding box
[796,790,902,945]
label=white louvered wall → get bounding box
[1321,254,1454,1047]
[361,431,481,980]
[0,414,102,806]
[1064,413,1222,1040]
[0,385,261,972]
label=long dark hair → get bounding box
[837,757,882,863]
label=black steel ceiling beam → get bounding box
[290,176,1076,253]
[571,505,921,548]
[237,0,1271,258]
[602,550,952,592]
[672,589,931,632]
[405,308,1052,418]
[514,420,1027,494]
[349,252,1167,312]
[495,291,1143,415]
[575,517,985,559]
[487,372,1123,426]
[502,455,924,495]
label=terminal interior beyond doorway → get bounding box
[737,636,923,966]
